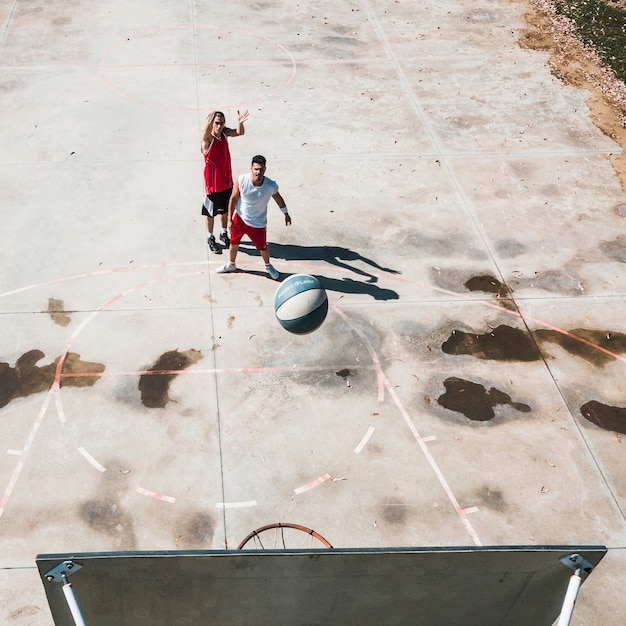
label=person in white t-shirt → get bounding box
[216,155,291,280]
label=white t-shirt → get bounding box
[236,173,279,228]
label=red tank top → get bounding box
[203,134,232,194]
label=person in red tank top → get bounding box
[201,109,248,254]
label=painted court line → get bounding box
[6,450,21,456]
[216,501,257,509]
[136,487,176,504]
[78,447,106,473]
[354,427,375,454]
[333,306,482,546]
[294,473,331,495]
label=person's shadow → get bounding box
[239,242,400,301]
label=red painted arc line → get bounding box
[2,261,623,521]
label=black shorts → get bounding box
[201,188,232,217]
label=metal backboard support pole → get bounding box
[44,560,87,626]
[557,553,596,626]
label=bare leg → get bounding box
[229,245,239,264]
[261,247,271,264]
[205,215,214,237]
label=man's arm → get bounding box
[272,192,291,226]
[200,118,214,155]
[224,109,249,137]
[227,179,241,228]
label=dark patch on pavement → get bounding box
[179,512,215,546]
[336,368,352,379]
[442,324,626,367]
[79,498,136,549]
[442,325,541,361]
[437,377,531,421]
[599,235,626,263]
[0,350,105,408]
[580,400,626,434]
[476,486,507,512]
[379,498,408,525]
[47,297,71,326]
[535,328,626,367]
[138,348,203,408]
[464,274,510,298]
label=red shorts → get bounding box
[230,212,267,251]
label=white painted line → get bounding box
[354,427,375,454]
[78,447,106,472]
[294,473,331,495]
[55,389,66,423]
[6,450,22,456]
[216,500,257,509]
[136,487,176,504]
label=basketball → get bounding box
[274,274,328,334]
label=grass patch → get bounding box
[554,0,626,82]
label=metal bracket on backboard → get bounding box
[559,553,595,576]
[44,560,83,583]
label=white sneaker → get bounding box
[265,264,280,280]
[216,262,237,274]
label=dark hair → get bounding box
[251,155,266,166]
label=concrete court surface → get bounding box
[1,0,626,623]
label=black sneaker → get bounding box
[208,236,222,254]
[219,232,230,249]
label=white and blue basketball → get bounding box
[274,274,328,335]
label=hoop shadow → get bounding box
[239,242,400,301]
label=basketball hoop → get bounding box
[237,523,333,550]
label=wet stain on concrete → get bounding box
[494,238,526,258]
[442,324,626,367]
[442,325,541,361]
[179,512,215,546]
[506,269,586,296]
[138,349,203,408]
[463,274,518,310]
[464,274,510,298]
[535,328,626,367]
[336,368,352,379]
[599,235,626,263]
[580,400,626,434]
[379,498,408,525]
[437,377,531,421]
[47,297,71,326]
[476,486,507,512]
[79,498,136,549]
[0,350,105,408]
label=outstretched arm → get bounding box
[225,109,249,137]
[200,116,215,154]
[272,192,291,226]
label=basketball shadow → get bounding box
[239,242,400,301]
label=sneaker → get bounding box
[208,236,222,254]
[265,264,280,280]
[216,262,237,274]
[219,232,230,249]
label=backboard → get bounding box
[37,545,606,625]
